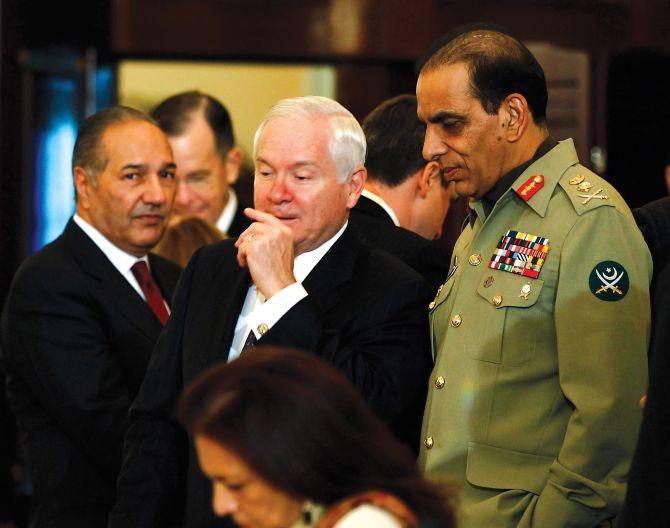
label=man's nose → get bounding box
[423,127,446,162]
[268,174,291,203]
[173,180,192,209]
[212,485,237,517]
[144,174,168,205]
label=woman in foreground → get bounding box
[177,346,456,528]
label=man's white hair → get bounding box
[253,96,366,183]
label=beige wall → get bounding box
[117,60,336,161]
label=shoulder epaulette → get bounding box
[559,166,617,215]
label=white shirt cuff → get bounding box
[247,282,308,339]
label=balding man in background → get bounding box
[151,91,249,237]
[351,94,456,291]
[112,96,433,528]
[1,107,181,527]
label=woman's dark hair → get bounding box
[178,346,456,527]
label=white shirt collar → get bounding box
[361,189,400,226]
[73,214,148,276]
[293,221,348,283]
[216,189,238,234]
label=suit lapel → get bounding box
[185,242,252,372]
[63,219,163,341]
[148,253,180,305]
[301,225,359,313]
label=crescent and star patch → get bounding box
[589,260,629,301]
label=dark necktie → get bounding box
[131,261,170,326]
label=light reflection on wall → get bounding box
[31,78,77,251]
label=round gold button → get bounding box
[257,323,269,335]
[492,295,503,307]
[469,254,482,266]
[428,301,436,310]
[424,436,434,449]
[533,175,544,184]
[450,314,462,327]
[435,376,445,389]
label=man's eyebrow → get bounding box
[255,158,318,169]
[426,110,466,124]
[121,163,148,171]
[163,162,177,170]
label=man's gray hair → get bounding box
[253,96,366,183]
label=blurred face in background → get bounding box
[195,435,302,528]
[168,114,241,225]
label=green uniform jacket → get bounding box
[419,140,651,527]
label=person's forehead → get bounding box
[101,120,171,165]
[417,63,475,115]
[257,116,330,161]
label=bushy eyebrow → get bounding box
[426,110,466,124]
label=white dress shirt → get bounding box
[362,189,400,226]
[73,214,151,300]
[216,189,239,235]
[227,221,348,361]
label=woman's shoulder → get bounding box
[333,503,404,527]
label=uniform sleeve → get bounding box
[0,264,131,477]
[529,206,651,526]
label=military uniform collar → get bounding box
[510,138,578,218]
[470,136,557,225]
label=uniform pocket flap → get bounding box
[466,441,553,494]
[476,273,544,308]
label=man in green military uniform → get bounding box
[416,29,651,527]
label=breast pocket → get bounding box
[470,272,544,365]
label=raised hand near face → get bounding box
[235,208,297,299]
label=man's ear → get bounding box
[417,161,441,199]
[74,166,93,209]
[225,147,244,185]
[499,94,529,143]
[665,164,670,195]
[345,166,367,209]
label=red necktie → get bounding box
[131,261,170,326]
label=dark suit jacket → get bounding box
[111,225,433,528]
[618,197,670,527]
[0,219,181,528]
[225,200,251,238]
[349,195,450,292]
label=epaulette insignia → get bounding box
[517,174,544,201]
[488,229,550,279]
[568,175,609,204]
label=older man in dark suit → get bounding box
[111,96,433,528]
[0,106,182,528]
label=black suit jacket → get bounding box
[225,201,251,238]
[0,219,181,528]
[349,195,450,292]
[618,197,670,527]
[111,225,433,528]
